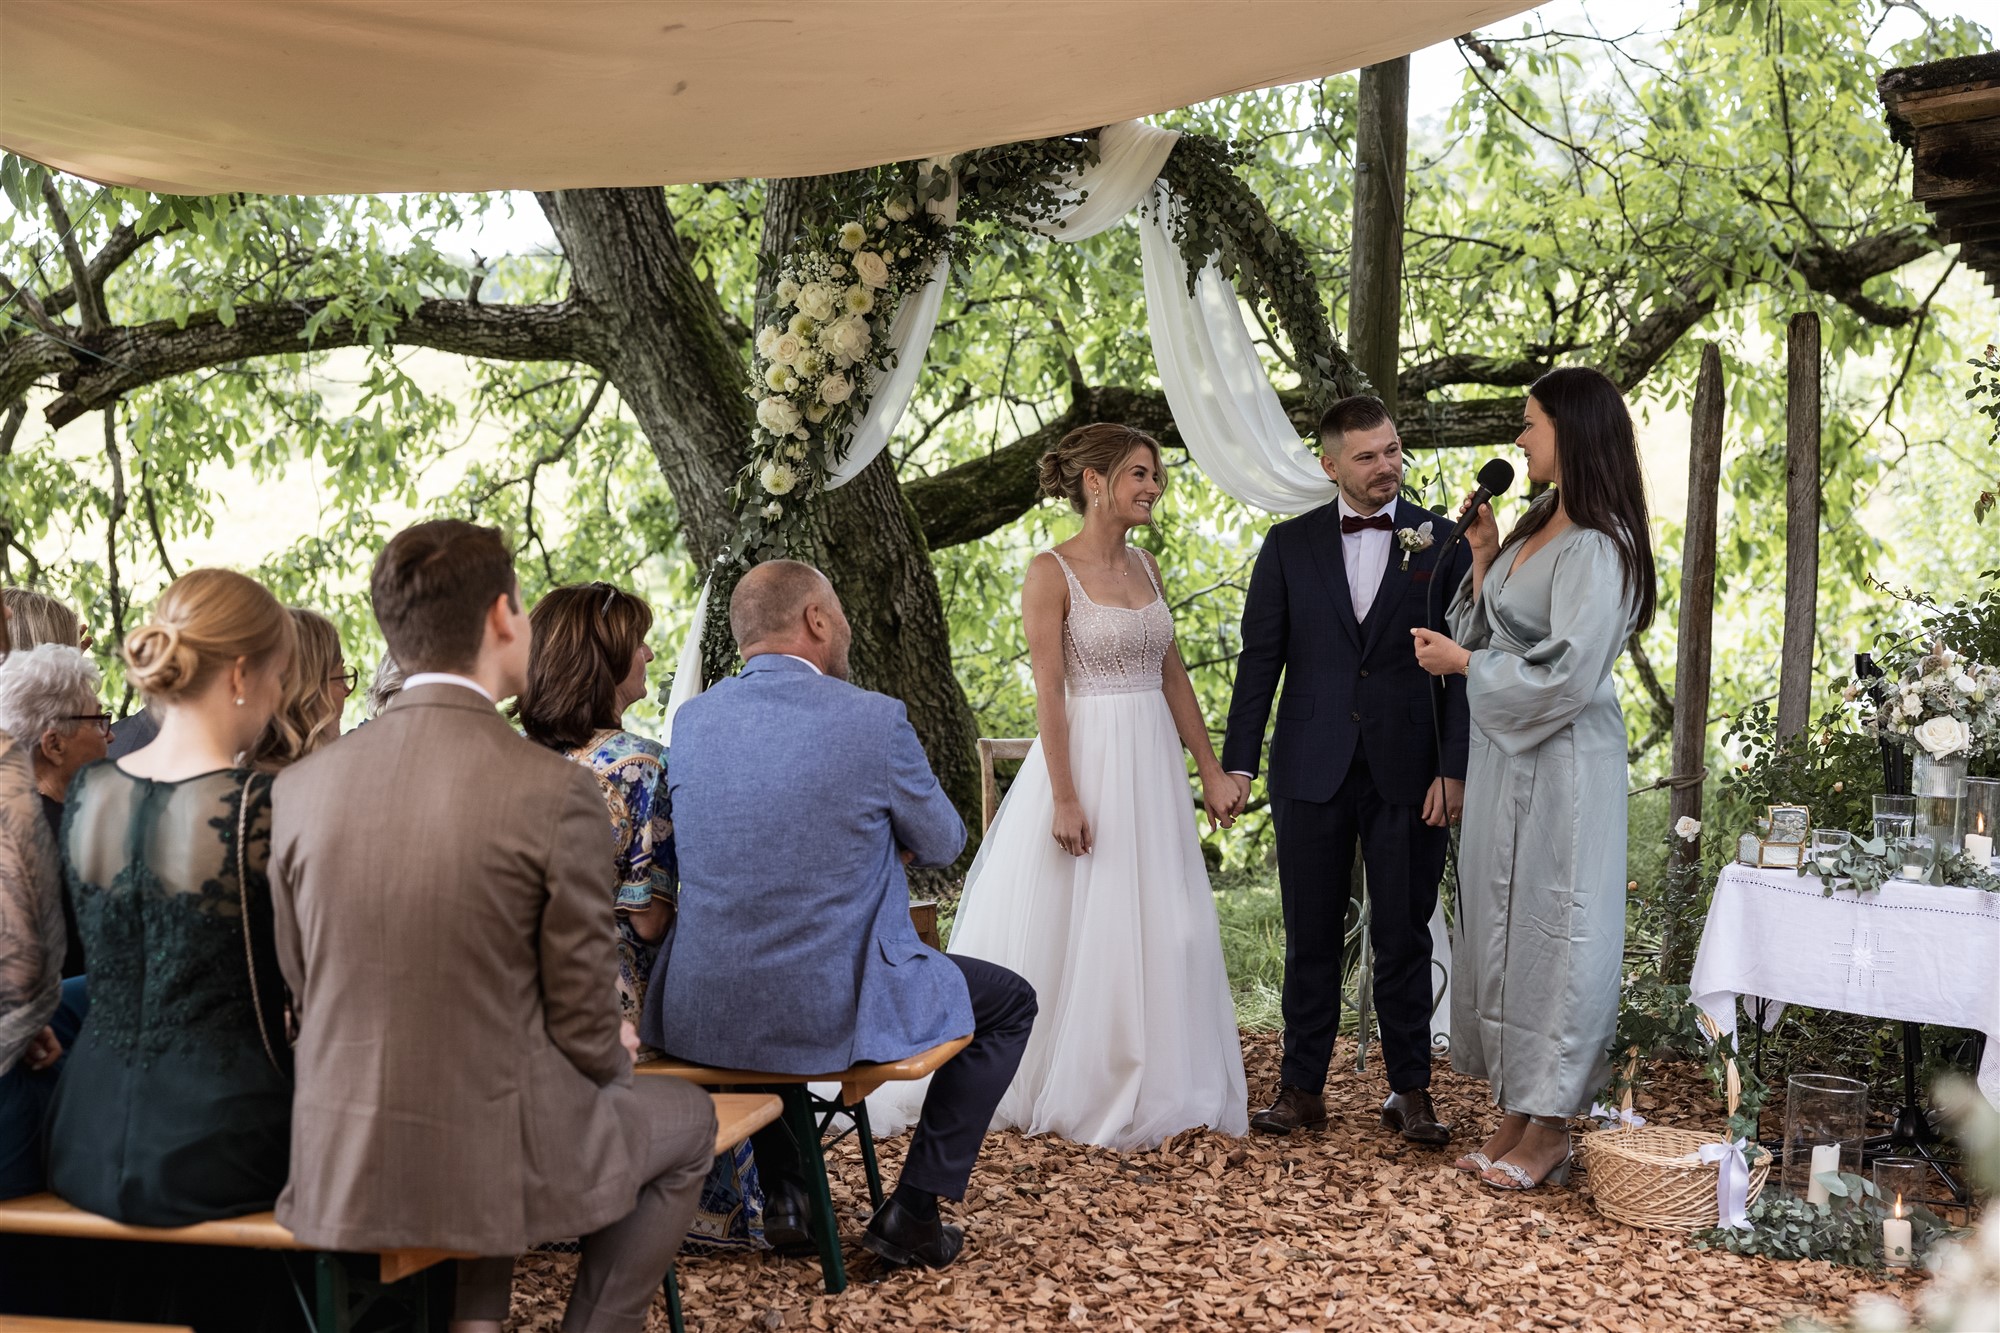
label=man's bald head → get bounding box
[730,560,852,679]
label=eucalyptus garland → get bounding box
[697,126,1359,685]
[1801,838,2000,894]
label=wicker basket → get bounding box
[1579,1013,1772,1231]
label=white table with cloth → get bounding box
[1689,863,2000,1110]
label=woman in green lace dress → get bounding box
[47,569,297,1225]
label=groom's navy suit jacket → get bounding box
[1221,497,1472,807]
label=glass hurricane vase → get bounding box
[1911,752,1968,857]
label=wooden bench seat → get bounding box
[637,1034,971,1104]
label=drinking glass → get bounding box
[1873,813,1915,846]
[1874,794,1917,819]
[1810,829,1851,876]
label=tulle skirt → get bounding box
[867,688,1247,1151]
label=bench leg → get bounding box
[662,1262,686,1333]
[850,1096,885,1213]
[783,1086,847,1295]
[314,1252,352,1333]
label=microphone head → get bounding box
[1476,458,1516,498]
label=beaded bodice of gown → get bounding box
[1050,551,1174,698]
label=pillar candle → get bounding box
[1964,832,1993,864]
[1806,1143,1840,1205]
[1882,1201,1913,1268]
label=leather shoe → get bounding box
[1249,1086,1328,1136]
[1381,1089,1451,1147]
[861,1196,965,1269]
[762,1177,816,1254]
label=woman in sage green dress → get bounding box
[47,568,296,1225]
[1411,366,1656,1192]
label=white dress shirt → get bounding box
[402,672,496,703]
[1337,493,1394,622]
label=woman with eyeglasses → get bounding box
[251,609,354,772]
[0,644,110,979]
[514,583,672,1032]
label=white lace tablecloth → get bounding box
[1689,864,2000,1109]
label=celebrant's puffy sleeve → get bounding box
[1447,562,1491,650]
[1464,530,1634,758]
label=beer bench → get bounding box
[0,1092,782,1333]
[637,1035,971,1294]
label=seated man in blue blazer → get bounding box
[646,560,1035,1270]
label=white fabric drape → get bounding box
[667,119,1336,737]
[663,574,712,739]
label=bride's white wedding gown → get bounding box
[866,551,1247,1151]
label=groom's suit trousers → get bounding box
[751,954,1036,1201]
[1273,747,1447,1095]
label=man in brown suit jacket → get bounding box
[269,520,715,1332]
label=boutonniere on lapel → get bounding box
[1395,522,1435,570]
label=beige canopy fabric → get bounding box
[0,1,1536,197]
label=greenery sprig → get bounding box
[1694,1171,1959,1268]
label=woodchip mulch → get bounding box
[510,1031,1924,1331]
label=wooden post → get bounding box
[1778,313,1821,742]
[1662,344,1726,982]
[1349,57,1409,415]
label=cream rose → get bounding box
[819,373,854,405]
[822,314,872,365]
[796,282,839,322]
[771,331,806,366]
[775,278,801,306]
[755,396,801,437]
[1673,816,1701,842]
[837,221,867,252]
[852,250,890,289]
[755,325,781,358]
[1914,715,1973,758]
[759,460,800,496]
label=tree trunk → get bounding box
[1778,312,1821,742]
[541,186,983,837]
[536,188,750,565]
[1350,57,1409,414]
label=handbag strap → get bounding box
[235,772,283,1075]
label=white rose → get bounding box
[837,221,867,252]
[759,460,799,496]
[774,278,801,306]
[771,332,806,366]
[884,195,913,223]
[797,282,838,322]
[822,314,872,365]
[755,325,781,358]
[852,251,891,289]
[829,263,848,279]
[1955,673,1978,693]
[1913,715,1973,758]
[844,285,874,315]
[1673,816,1701,842]
[819,373,853,405]
[755,396,801,436]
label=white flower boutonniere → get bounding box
[1395,521,1435,570]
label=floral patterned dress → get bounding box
[566,729,676,1033]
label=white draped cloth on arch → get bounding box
[664,120,1335,736]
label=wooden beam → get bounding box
[1892,81,2000,128]
[1663,344,1726,982]
[1349,56,1409,415]
[1911,116,2000,201]
[1778,313,1821,743]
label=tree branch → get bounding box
[40,222,171,321]
[14,296,605,428]
[40,180,107,334]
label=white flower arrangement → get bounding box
[1674,816,1701,842]
[1864,643,2000,761]
[1395,521,1434,570]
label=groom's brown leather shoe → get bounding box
[1381,1089,1451,1146]
[1250,1086,1328,1136]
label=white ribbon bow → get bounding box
[1696,1137,1754,1229]
[1589,1102,1647,1129]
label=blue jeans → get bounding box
[0,976,89,1198]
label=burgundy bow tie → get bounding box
[1340,513,1394,534]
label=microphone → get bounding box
[1458,458,1517,521]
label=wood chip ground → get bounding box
[509,1031,1925,1330]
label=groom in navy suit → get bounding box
[1221,395,1471,1145]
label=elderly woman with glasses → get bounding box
[0,644,109,980]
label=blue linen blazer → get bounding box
[643,654,973,1074]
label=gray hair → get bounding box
[365,649,405,719]
[0,644,102,747]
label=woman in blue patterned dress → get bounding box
[516,583,674,1030]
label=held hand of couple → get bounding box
[1199,771,1245,832]
[1410,627,1470,677]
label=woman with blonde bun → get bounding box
[251,609,353,772]
[46,568,298,1224]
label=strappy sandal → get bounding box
[1479,1117,1572,1191]
[1452,1152,1493,1176]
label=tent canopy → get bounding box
[0,1,1534,197]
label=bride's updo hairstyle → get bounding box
[1037,422,1165,514]
[123,568,296,704]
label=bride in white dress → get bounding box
[869,422,1248,1151]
